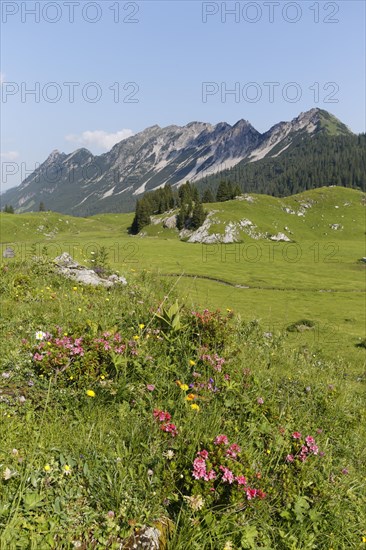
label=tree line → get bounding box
[130,180,244,234]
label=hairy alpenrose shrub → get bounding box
[190,309,234,350]
[25,327,140,386]
[181,435,266,511]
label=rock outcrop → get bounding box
[54,253,127,287]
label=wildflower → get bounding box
[189,360,196,366]
[257,397,264,405]
[214,434,229,446]
[12,449,18,456]
[220,466,234,484]
[35,331,47,340]
[341,468,349,475]
[163,450,175,460]
[245,487,257,500]
[107,511,115,519]
[139,324,145,329]
[292,431,302,439]
[153,409,171,422]
[186,393,197,401]
[223,541,234,550]
[191,404,200,411]
[133,335,139,340]
[72,286,78,291]
[362,536,366,543]
[44,464,51,472]
[226,443,241,458]
[192,457,207,480]
[286,454,294,463]
[3,467,15,480]
[86,389,96,398]
[205,469,216,481]
[160,423,178,437]
[197,450,209,459]
[235,475,247,485]
[305,435,315,446]
[180,384,189,391]
[146,384,155,391]
[184,494,205,511]
[63,465,71,474]
[147,469,154,477]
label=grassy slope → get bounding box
[1,187,365,367]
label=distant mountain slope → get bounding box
[196,132,366,197]
[1,109,362,216]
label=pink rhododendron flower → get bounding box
[235,475,247,485]
[214,434,229,445]
[160,423,178,437]
[153,409,171,422]
[309,444,319,455]
[226,443,241,458]
[198,450,209,459]
[220,466,234,484]
[192,457,207,480]
[245,488,257,500]
[204,469,216,481]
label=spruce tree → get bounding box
[191,201,206,229]
[202,188,214,203]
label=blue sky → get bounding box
[1,0,365,191]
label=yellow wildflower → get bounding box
[189,360,196,366]
[44,464,51,472]
[86,389,96,398]
[191,404,200,411]
[63,465,71,474]
[133,335,139,340]
[180,384,189,391]
[72,286,78,291]
[139,324,145,329]
[186,393,197,401]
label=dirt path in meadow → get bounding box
[161,273,366,293]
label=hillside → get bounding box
[1,186,365,368]
[0,243,365,547]
[196,133,366,197]
[2,109,362,216]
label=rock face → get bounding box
[54,253,127,287]
[163,215,177,229]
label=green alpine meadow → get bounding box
[0,185,365,548]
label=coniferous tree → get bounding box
[191,200,206,229]
[202,188,215,203]
[130,199,151,234]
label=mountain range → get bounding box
[1,108,361,216]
